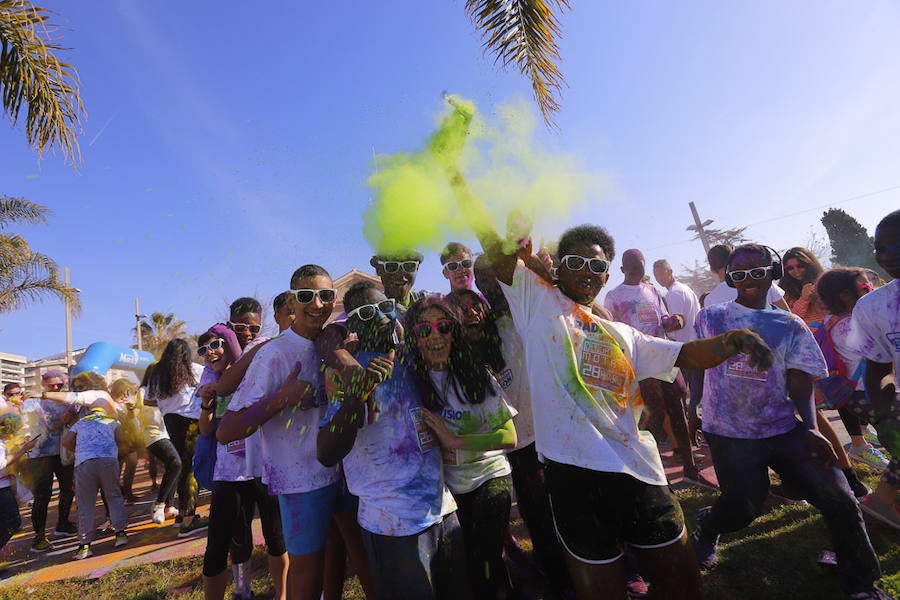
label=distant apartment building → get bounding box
[0,352,27,390]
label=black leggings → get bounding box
[147,438,182,505]
[202,478,285,576]
[163,414,198,516]
[454,475,513,600]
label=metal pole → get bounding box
[688,202,713,255]
[65,267,73,373]
[135,297,143,351]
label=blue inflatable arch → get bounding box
[71,342,154,378]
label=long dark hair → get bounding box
[147,339,196,399]
[816,267,866,315]
[444,289,505,374]
[781,247,824,300]
[403,296,490,409]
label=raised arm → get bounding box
[676,329,773,371]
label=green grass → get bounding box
[0,466,897,599]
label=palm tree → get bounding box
[135,312,188,358]
[0,0,85,165]
[466,0,571,126]
[0,195,79,314]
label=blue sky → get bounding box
[1,1,898,360]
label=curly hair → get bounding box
[557,224,615,262]
[816,267,866,315]
[444,289,505,374]
[402,296,489,409]
[147,339,196,400]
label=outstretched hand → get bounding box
[726,329,774,370]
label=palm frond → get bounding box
[466,0,570,127]
[0,195,50,228]
[0,248,79,314]
[0,0,85,166]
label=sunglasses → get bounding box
[376,260,419,274]
[228,321,261,334]
[45,382,64,390]
[784,264,806,272]
[559,255,610,274]
[291,288,337,304]
[444,259,473,272]
[347,299,396,321]
[858,283,873,294]
[412,319,455,338]
[198,338,225,356]
[727,266,773,282]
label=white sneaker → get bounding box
[151,503,166,525]
[165,506,180,519]
[847,443,889,470]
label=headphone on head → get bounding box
[725,245,783,288]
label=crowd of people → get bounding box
[0,205,896,600]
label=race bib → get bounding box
[579,337,628,397]
[408,407,436,453]
[726,355,767,381]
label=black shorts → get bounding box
[544,460,685,563]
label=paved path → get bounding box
[0,411,854,589]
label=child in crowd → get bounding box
[61,374,127,560]
[0,410,39,557]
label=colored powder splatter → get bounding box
[364,95,606,255]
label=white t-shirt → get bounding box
[704,280,785,308]
[228,328,338,495]
[695,302,827,439]
[431,370,515,495]
[500,262,683,486]
[848,279,900,378]
[321,352,452,536]
[604,282,668,338]
[664,281,701,343]
[824,314,865,391]
[495,315,535,449]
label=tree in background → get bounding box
[135,312,187,358]
[820,208,887,279]
[0,195,79,314]
[0,0,85,165]
[679,225,750,296]
[466,0,570,126]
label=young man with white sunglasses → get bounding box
[440,242,476,293]
[218,264,353,600]
[369,250,433,315]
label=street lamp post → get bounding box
[64,267,81,375]
[135,298,147,351]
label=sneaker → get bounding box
[177,515,209,538]
[692,507,719,570]
[30,537,54,554]
[624,571,649,598]
[114,531,128,548]
[683,466,718,490]
[842,468,871,499]
[166,506,180,519]
[96,519,114,536]
[151,503,166,525]
[847,444,890,470]
[72,544,93,560]
[860,494,900,530]
[53,521,78,538]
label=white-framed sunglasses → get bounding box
[444,259,473,272]
[198,338,225,356]
[375,260,419,274]
[347,299,396,321]
[559,254,610,274]
[727,266,773,282]
[291,288,337,304]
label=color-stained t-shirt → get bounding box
[695,301,827,439]
[848,280,900,378]
[432,370,515,495]
[824,314,865,392]
[495,314,535,449]
[22,398,75,458]
[500,262,683,486]
[321,351,453,536]
[69,409,120,466]
[605,282,669,338]
[229,328,338,495]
